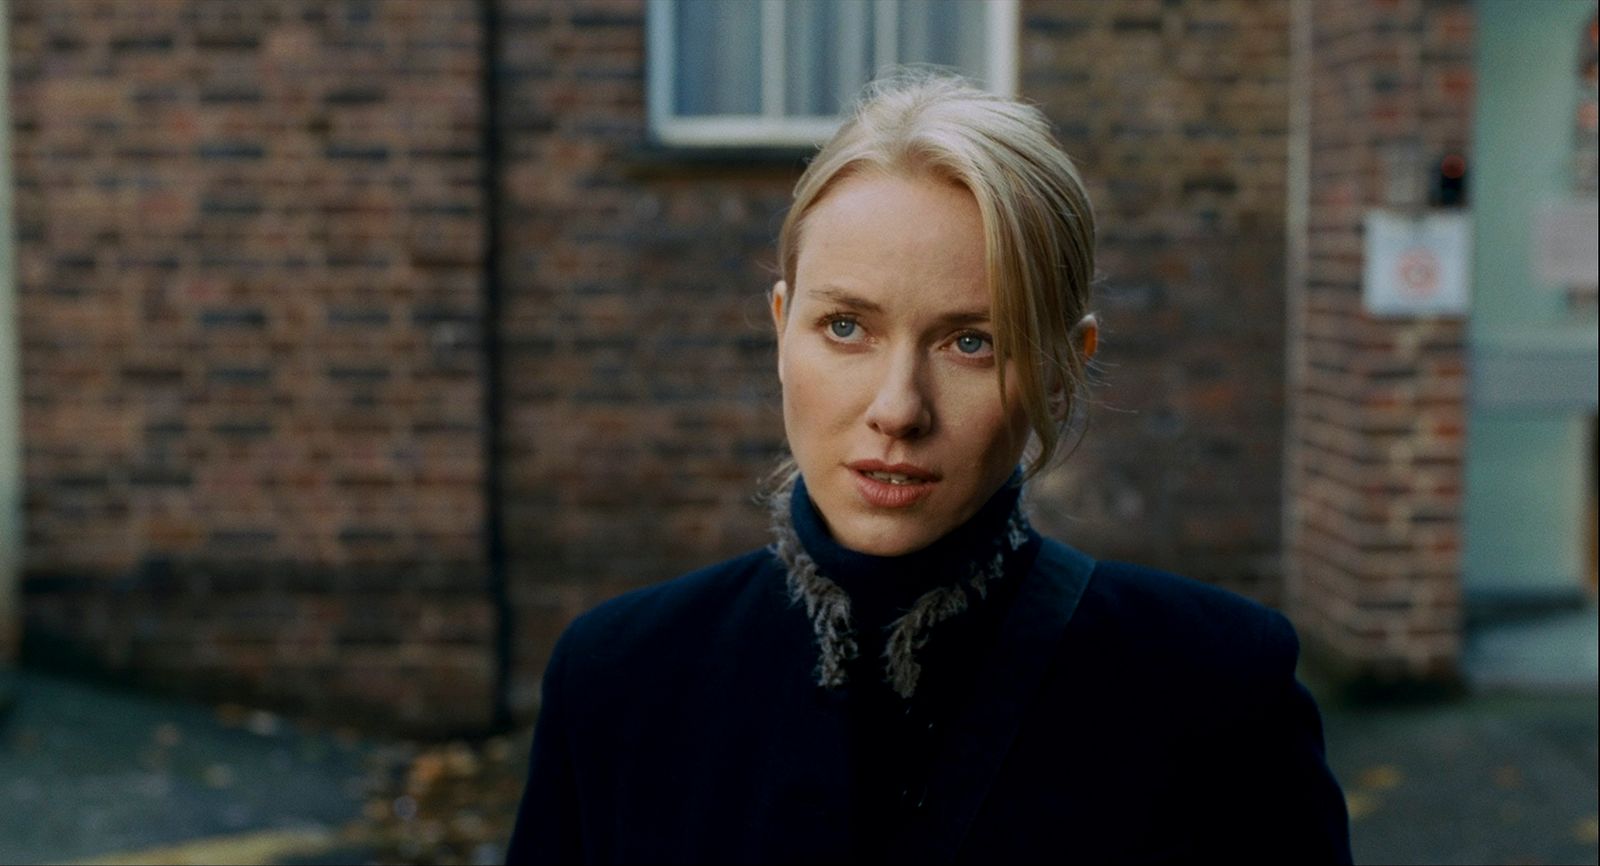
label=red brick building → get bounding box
[3,0,1594,735]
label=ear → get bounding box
[770,280,789,382]
[1048,313,1099,421]
[1072,312,1099,361]
[770,280,788,333]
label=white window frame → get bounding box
[647,0,1020,148]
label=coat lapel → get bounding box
[892,538,1096,862]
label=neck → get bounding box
[790,472,1028,591]
[768,470,1040,698]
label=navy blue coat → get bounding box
[507,539,1352,863]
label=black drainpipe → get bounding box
[479,0,512,733]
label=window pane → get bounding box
[785,0,875,117]
[898,0,988,84]
[675,0,762,116]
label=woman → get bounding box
[507,74,1352,864]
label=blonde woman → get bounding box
[507,73,1351,864]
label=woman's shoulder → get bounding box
[1043,541,1300,680]
[1087,556,1284,626]
[582,547,780,621]
[548,548,785,670]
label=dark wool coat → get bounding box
[506,539,1353,864]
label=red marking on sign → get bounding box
[1397,248,1440,298]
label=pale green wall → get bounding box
[1463,0,1599,597]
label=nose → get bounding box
[865,350,933,440]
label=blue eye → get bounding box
[829,318,859,340]
[955,334,990,355]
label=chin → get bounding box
[832,511,943,557]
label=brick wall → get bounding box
[493,0,799,712]
[11,0,1308,730]
[9,0,495,734]
[1286,0,1474,689]
[1019,0,1293,605]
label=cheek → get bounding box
[942,373,1001,424]
[779,340,851,441]
[946,373,1028,459]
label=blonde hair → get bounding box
[776,70,1098,480]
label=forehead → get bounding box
[794,172,988,314]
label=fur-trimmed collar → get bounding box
[767,474,1034,699]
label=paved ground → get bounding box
[1321,689,1598,865]
[1,663,1595,865]
[1323,602,1600,866]
[0,668,382,865]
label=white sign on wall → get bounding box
[1532,198,1599,288]
[1362,209,1472,317]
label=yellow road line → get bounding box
[71,826,350,866]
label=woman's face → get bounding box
[772,172,1030,556]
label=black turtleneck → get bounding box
[788,473,1043,860]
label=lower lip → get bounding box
[852,469,936,508]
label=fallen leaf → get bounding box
[136,746,169,773]
[1356,764,1404,791]
[203,763,235,789]
[484,736,513,764]
[419,819,447,846]
[408,753,447,793]
[1499,802,1522,824]
[153,722,181,749]
[214,703,248,727]
[246,710,282,737]
[358,727,535,864]
[1345,791,1379,821]
[10,728,40,752]
[451,812,488,838]
[445,742,480,778]
[1492,765,1522,789]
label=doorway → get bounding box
[1460,0,1600,688]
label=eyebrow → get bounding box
[809,286,991,327]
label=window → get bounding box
[647,0,1019,148]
